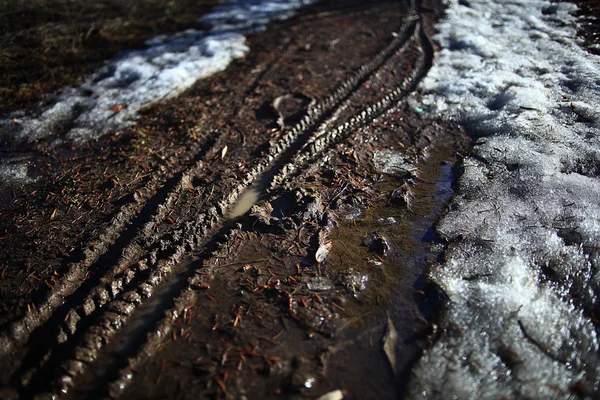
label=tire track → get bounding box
[7,131,224,392]
[268,23,429,190]
[9,4,432,397]
[0,132,213,353]
[103,16,435,400]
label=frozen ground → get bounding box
[0,0,314,147]
[411,0,600,398]
[1,0,599,397]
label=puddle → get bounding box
[329,135,457,321]
[303,133,462,398]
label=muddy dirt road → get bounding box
[0,0,471,398]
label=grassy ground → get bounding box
[0,0,218,114]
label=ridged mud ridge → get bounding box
[9,132,225,393]
[269,23,432,189]
[0,129,220,355]
[4,2,437,397]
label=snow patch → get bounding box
[0,157,32,185]
[411,0,600,398]
[2,0,315,145]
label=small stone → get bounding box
[373,150,416,176]
[343,206,363,221]
[377,217,399,226]
[362,231,392,257]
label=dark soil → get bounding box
[570,0,600,54]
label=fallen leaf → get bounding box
[221,145,228,160]
[316,390,344,400]
[315,241,332,263]
[110,104,125,112]
[383,312,399,376]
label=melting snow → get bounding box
[1,0,599,395]
[1,0,314,146]
[411,0,600,398]
[0,157,31,184]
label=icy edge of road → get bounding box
[0,0,315,149]
[410,0,600,398]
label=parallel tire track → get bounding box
[0,129,220,358]
[106,18,435,400]
[9,132,225,392]
[8,3,435,397]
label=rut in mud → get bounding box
[0,0,469,398]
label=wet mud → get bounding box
[0,0,471,398]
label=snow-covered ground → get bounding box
[1,0,314,147]
[411,0,600,398]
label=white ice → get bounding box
[411,0,600,398]
[1,0,314,146]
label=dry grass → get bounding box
[0,0,219,114]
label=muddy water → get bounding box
[329,142,455,321]
[321,134,462,398]
[109,121,469,399]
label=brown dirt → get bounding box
[0,0,424,327]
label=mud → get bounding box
[105,111,468,400]
[570,0,600,55]
[0,0,471,398]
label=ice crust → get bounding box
[411,0,600,398]
[1,0,314,145]
[0,157,31,184]
[373,150,417,175]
